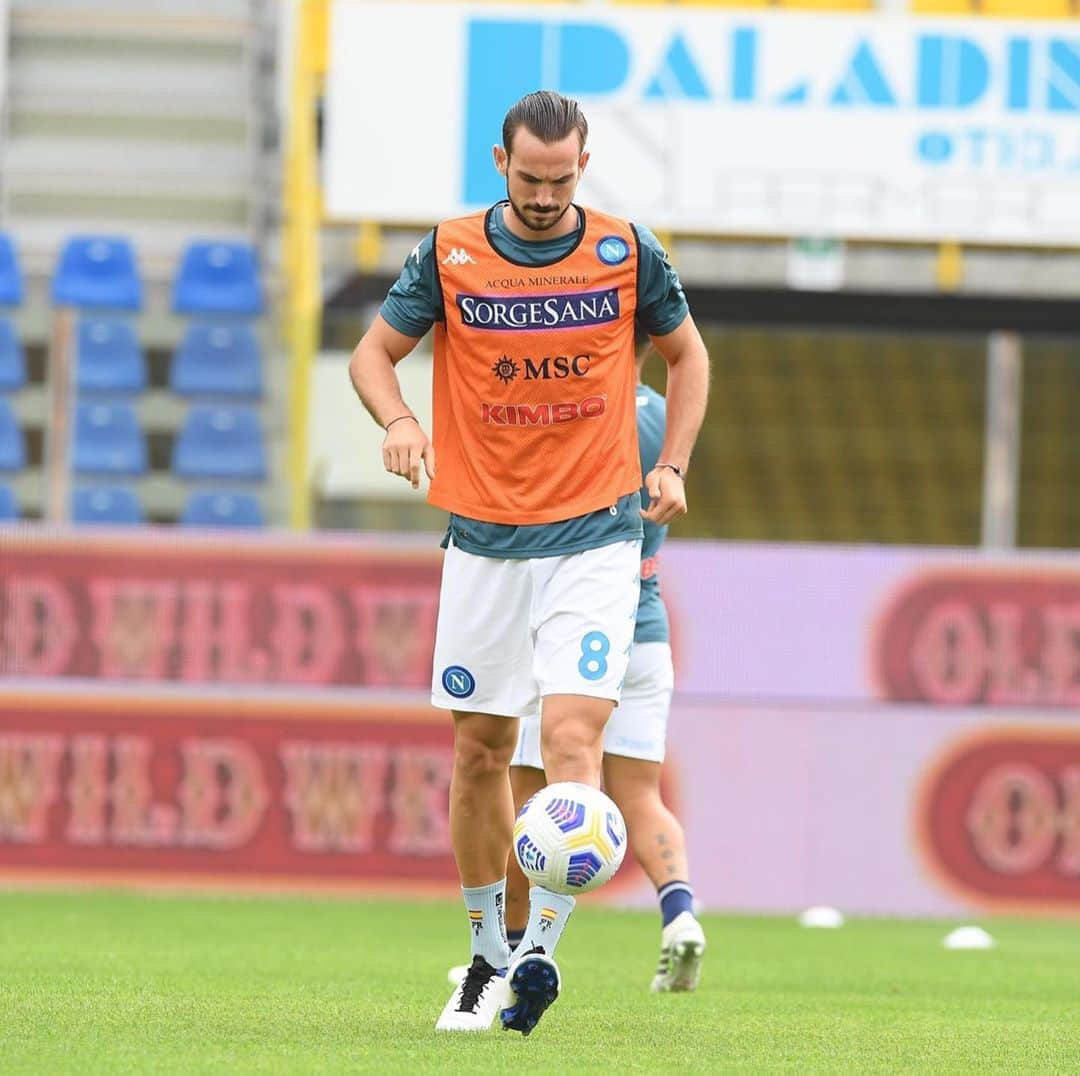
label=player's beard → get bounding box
[505,181,571,235]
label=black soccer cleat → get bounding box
[500,946,561,1037]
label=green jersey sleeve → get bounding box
[632,223,689,339]
[379,229,444,338]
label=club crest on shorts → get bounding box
[441,664,476,699]
[596,235,630,266]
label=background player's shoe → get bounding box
[500,946,560,1036]
[650,912,706,992]
[435,955,509,1032]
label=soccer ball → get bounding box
[512,781,627,896]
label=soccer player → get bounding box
[349,90,709,1035]
[506,348,706,993]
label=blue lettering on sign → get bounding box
[441,665,476,699]
[643,33,709,101]
[464,20,629,205]
[456,287,620,331]
[1049,41,1080,112]
[830,42,897,107]
[918,131,954,164]
[917,37,989,108]
[462,17,1080,199]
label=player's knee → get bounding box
[541,724,601,779]
[454,732,514,781]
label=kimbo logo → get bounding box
[456,287,620,331]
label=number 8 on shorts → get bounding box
[578,631,611,681]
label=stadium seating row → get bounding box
[0,317,263,397]
[0,399,266,480]
[0,483,263,528]
[0,233,263,315]
[0,229,271,527]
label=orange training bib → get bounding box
[428,204,641,526]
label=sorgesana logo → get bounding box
[457,288,619,331]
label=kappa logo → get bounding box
[442,247,476,266]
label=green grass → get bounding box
[1,891,1077,1073]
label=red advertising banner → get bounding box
[916,727,1080,910]
[0,531,442,689]
[0,692,459,890]
[874,570,1080,709]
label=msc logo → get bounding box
[441,665,476,699]
[481,395,606,426]
[492,356,519,383]
[457,288,619,331]
[442,247,475,266]
[491,354,591,383]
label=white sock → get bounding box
[461,879,511,970]
[519,886,576,957]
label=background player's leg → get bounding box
[506,763,546,952]
[602,754,688,887]
[603,753,705,992]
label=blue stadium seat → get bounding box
[0,233,23,306]
[172,405,266,480]
[170,321,263,397]
[72,401,147,475]
[0,319,27,391]
[52,235,142,310]
[0,484,18,521]
[71,485,144,525]
[76,317,147,394]
[182,489,264,528]
[172,240,263,316]
[0,399,26,470]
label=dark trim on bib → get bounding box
[482,202,587,268]
[430,223,444,302]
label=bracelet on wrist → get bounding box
[656,462,685,479]
[384,414,418,431]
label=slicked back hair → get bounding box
[502,91,588,156]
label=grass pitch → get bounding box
[1,890,1077,1073]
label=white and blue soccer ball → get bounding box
[512,781,628,896]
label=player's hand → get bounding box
[382,418,435,490]
[641,466,687,525]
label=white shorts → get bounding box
[431,539,641,717]
[512,641,674,766]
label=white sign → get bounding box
[310,351,434,499]
[325,2,1080,246]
